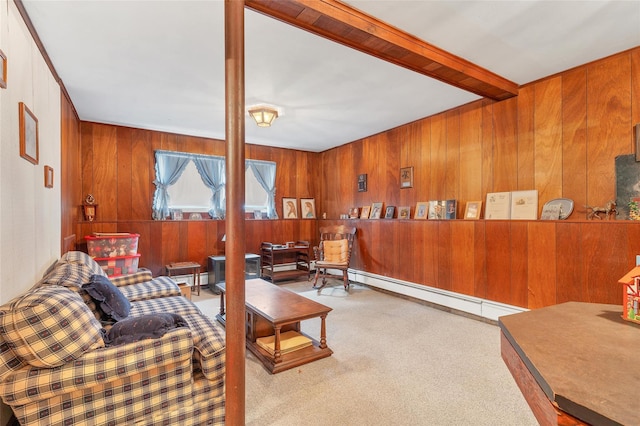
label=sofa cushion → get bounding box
[110,269,153,287]
[105,313,188,346]
[38,262,96,289]
[322,239,349,264]
[1,286,104,368]
[82,275,131,321]
[58,250,107,277]
[118,275,181,302]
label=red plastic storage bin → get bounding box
[94,254,141,277]
[85,233,140,258]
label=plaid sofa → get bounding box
[0,251,225,425]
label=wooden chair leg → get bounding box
[343,270,349,290]
[312,269,320,287]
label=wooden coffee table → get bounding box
[216,279,333,374]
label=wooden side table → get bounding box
[166,261,201,295]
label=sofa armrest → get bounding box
[0,327,193,406]
[110,269,153,287]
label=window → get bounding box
[152,150,277,219]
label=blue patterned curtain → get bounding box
[151,151,191,220]
[248,159,278,219]
[193,156,226,219]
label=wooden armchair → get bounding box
[312,225,357,290]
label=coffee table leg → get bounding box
[319,314,328,349]
[274,326,282,363]
[219,289,225,316]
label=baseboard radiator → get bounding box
[347,269,526,322]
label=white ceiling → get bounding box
[21,0,640,152]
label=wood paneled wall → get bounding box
[321,49,640,219]
[60,94,81,253]
[66,47,640,309]
[319,47,640,309]
[75,122,321,275]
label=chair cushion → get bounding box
[105,313,187,346]
[0,286,104,368]
[82,274,131,321]
[323,239,349,264]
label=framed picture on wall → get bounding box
[44,165,54,188]
[360,205,371,219]
[283,197,298,219]
[384,206,395,218]
[301,198,316,218]
[370,202,383,219]
[0,49,7,89]
[398,206,411,219]
[400,166,413,188]
[19,102,38,165]
[414,202,428,219]
[464,201,482,219]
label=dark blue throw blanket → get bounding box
[105,313,188,346]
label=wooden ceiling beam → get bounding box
[245,0,519,100]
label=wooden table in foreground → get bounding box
[499,302,637,425]
[216,279,333,374]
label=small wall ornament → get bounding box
[83,194,98,222]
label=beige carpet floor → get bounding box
[193,279,538,426]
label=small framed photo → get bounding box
[370,202,383,219]
[384,206,395,219]
[349,207,360,219]
[398,206,411,219]
[464,201,483,220]
[44,165,54,188]
[301,198,316,218]
[283,197,298,219]
[0,49,6,89]
[360,205,371,219]
[400,166,413,189]
[19,102,39,165]
[414,202,429,219]
[170,209,183,220]
[358,173,367,192]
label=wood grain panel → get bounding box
[527,222,556,308]
[416,118,431,203]
[458,101,483,204]
[561,69,587,209]
[582,223,628,304]
[473,221,487,300]
[484,221,511,304]
[534,76,563,207]
[516,85,535,190]
[586,54,632,205]
[131,129,153,220]
[492,97,518,192]
[186,220,208,267]
[116,127,133,220]
[556,223,586,303]
[445,110,460,202]
[395,219,414,282]
[437,221,452,290]
[400,121,418,208]
[421,221,439,287]
[80,123,94,209]
[430,113,447,199]
[481,100,494,195]
[450,221,475,296]
[510,222,528,307]
[92,124,118,221]
[383,129,401,206]
[633,49,640,132]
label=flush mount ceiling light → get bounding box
[248,105,279,127]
